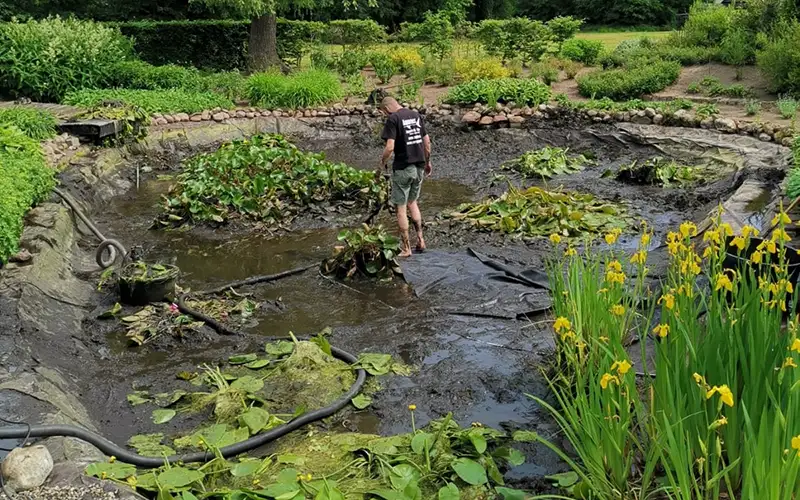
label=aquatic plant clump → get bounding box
[610,156,699,187]
[532,215,800,498]
[322,224,401,279]
[501,146,591,179]
[448,185,628,238]
[159,134,388,227]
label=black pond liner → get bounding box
[118,263,179,306]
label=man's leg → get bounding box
[396,203,412,257]
[408,200,425,251]
[391,168,412,257]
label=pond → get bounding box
[78,121,766,488]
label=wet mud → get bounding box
[2,120,789,491]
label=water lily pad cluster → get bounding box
[112,295,258,346]
[157,134,388,227]
[87,414,531,500]
[322,224,401,280]
[448,185,629,238]
[606,156,700,187]
[501,146,592,179]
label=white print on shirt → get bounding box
[401,117,423,146]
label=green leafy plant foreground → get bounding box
[576,59,681,100]
[159,134,387,227]
[0,125,54,262]
[322,224,400,279]
[502,146,591,179]
[448,185,628,238]
[610,156,700,187]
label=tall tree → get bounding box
[192,0,362,71]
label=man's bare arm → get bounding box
[381,139,395,169]
[423,135,431,162]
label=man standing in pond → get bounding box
[379,97,432,257]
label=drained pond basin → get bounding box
[0,116,791,497]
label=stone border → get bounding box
[150,101,796,147]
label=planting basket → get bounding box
[118,263,179,306]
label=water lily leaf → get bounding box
[135,472,158,490]
[229,353,258,365]
[315,482,345,500]
[277,454,306,465]
[351,394,372,409]
[545,471,580,487]
[452,458,488,485]
[128,433,175,457]
[311,334,332,357]
[368,489,412,500]
[85,462,136,479]
[230,459,263,477]
[438,483,460,500]
[276,468,299,484]
[512,430,538,442]
[355,353,393,375]
[260,483,301,498]
[127,391,151,407]
[410,432,434,454]
[155,390,187,407]
[239,407,270,434]
[485,455,504,485]
[265,340,295,357]
[389,463,420,491]
[152,409,176,425]
[157,467,204,489]
[468,429,487,454]
[245,359,270,369]
[495,446,526,467]
[181,492,199,500]
[496,487,528,500]
[98,302,122,319]
[231,376,264,393]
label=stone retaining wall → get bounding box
[150,101,796,148]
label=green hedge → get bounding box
[576,60,681,100]
[444,78,552,106]
[0,125,54,262]
[247,70,342,109]
[63,88,234,114]
[113,19,332,70]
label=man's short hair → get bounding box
[381,96,398,109]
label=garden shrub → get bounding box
[114,20,326,70]
[680,3,737,47]
[247,70,342,109]
[560,38,604,65]
[474,18,559,63]
[454,57,510,82]
[0,17,132,102]
[370,52,397,84]
[444,78,551,106]
[393,21,424,42]
[756,20,800,94]
[416,11,455,61]
[107,61,203,91]
[334,50,370,76]
[720,27,754,68]
[576,59,681,100]
[0,125,54,262]
[388,47,423,74]
[325,20,385,48]
[0,107,57,141]
[546,16,584,43]
[63,88,233,114]
[198,71,247,101]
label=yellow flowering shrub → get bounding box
[454,56,510,82]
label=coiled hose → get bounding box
[52,187,127,269]
[0,265,367,468]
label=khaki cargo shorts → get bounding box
[391,164,425,206]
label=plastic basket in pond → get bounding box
[118,262,179,306]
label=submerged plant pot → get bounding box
[118,262,179,306]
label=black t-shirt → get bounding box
[381,108,428,169]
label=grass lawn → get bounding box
[576,31,671,49]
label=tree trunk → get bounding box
[248,13,281,73]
